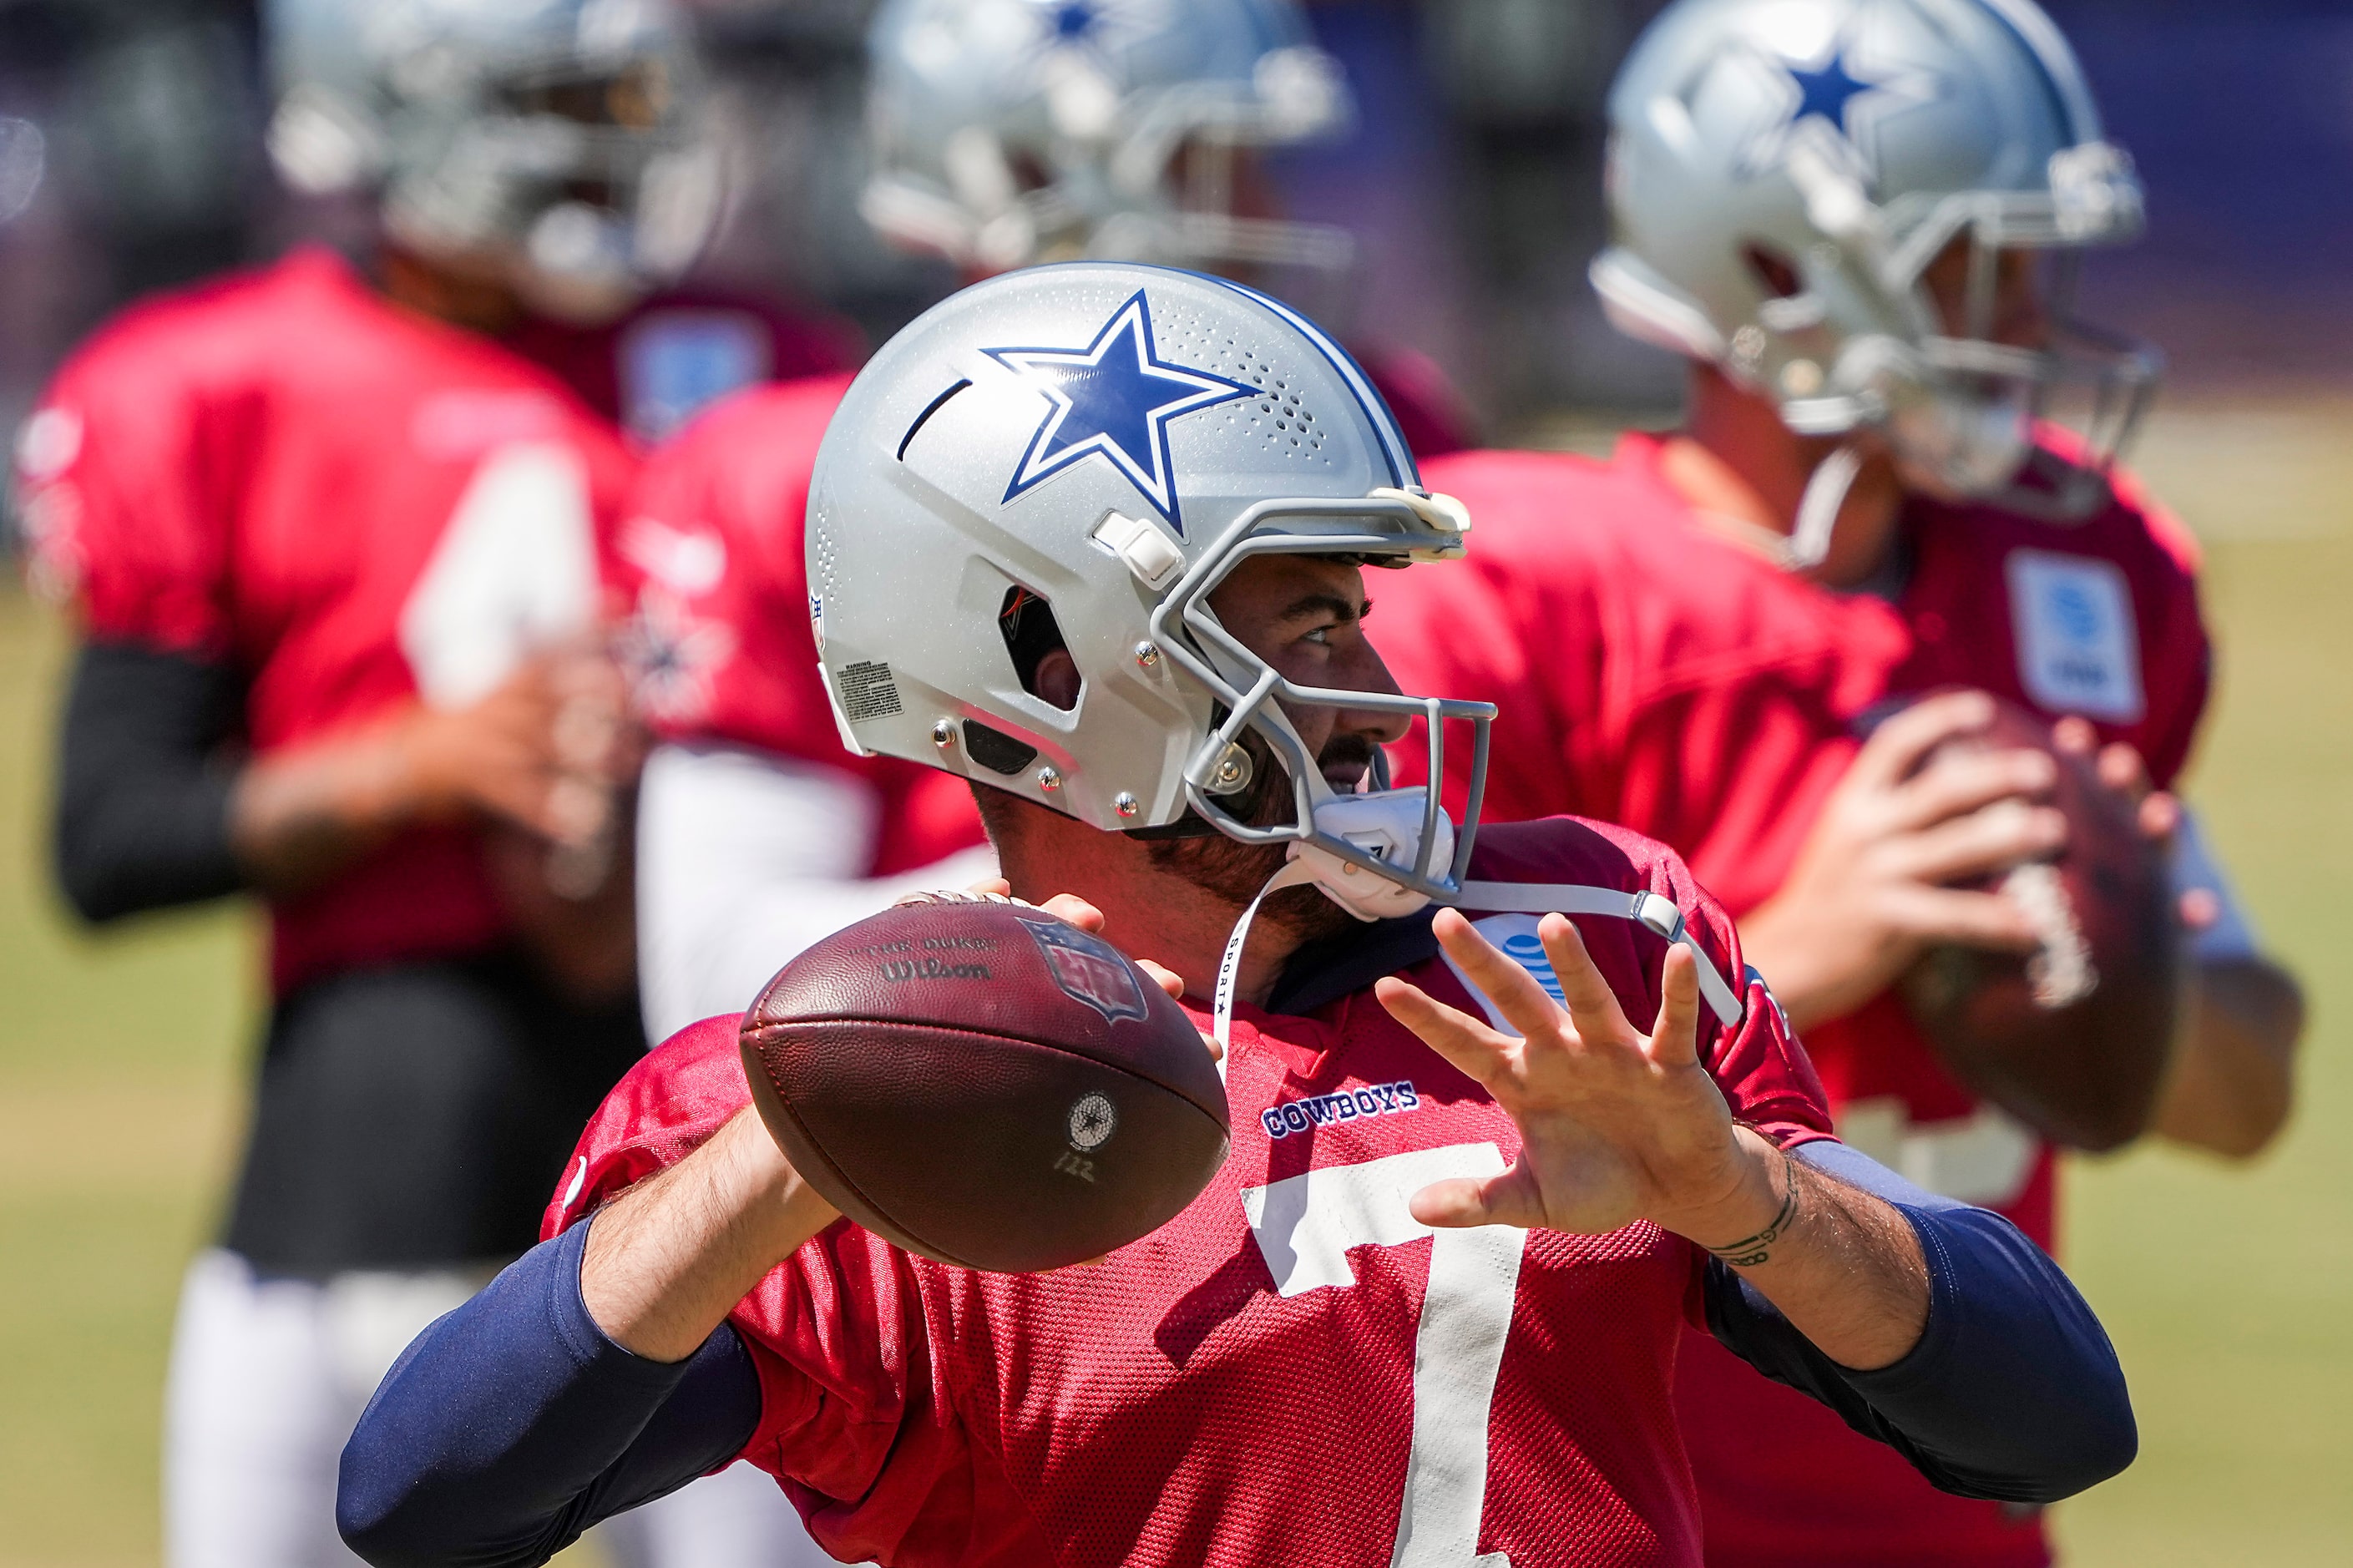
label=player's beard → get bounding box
[1145,729,1375,944]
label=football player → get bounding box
[16,3,723,1565]
[1367,1,2306,1563]
[266,0,862,444]
[341,260,2133,1568]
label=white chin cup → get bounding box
[1286,788,1453,922]
[1886,378,2037,500]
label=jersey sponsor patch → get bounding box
[619,309,772,443]
[1443,913,1564,1034]
[1258,1080,1422,1141]
[2006,549,2145,722]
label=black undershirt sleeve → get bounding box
[53,640,247,923]
[1705,1141,2136,1505]
[338,1218,764,1568]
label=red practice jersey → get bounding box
[1375,436,2210,1567]
[608,376,984,878]
[545,818,1834,1568]
[17,248,638,995]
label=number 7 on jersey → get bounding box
[1242,1144,1524,1568]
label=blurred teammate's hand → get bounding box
[1738,690,2063,1033]
[230,639,645,900]
[409,642,640,849]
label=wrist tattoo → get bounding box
[1701,1141,1800,1267]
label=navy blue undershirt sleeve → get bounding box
[1704,1141,2134,1504]
[337,1219,765,1568]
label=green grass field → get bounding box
[0,394,2346,1565]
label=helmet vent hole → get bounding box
[999,584,1078,711]
[962,721,1040,776]
[1742,243,1804,301]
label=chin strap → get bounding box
[1454,881,1748,1031]
[1785,442,1863,571]
[1212,859,1323,1079]
[1211,863,1748,1070]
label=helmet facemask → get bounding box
[1144,493,1491,919]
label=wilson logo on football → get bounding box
[1023,918,1150,1023]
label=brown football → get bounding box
[739,900,1229,1272]
[1896,697,2183,1151]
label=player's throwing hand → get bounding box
[1375,910,1769,1247]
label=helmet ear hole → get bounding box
[999,585,1079,711]
[1741,242,1804,301]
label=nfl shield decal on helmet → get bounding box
[984,290,1254,534]
[1024,916,1151,1023]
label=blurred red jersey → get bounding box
[546,817,1834,1568]
[16,247,637,995]
[1375,437,2210,1567]
[607,376,983,877]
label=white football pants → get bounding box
[163,1247,837,1568]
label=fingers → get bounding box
[1039,893,1106,931]
[1848,690,1996,792]
[1135,959,1187,1001]
[1374,974,1517,1092]
[965,877,1014,898]
[2178,887,2221,933]
[2138,787,2178,845]
[1649,945,1702,1070]
[1887,797,2066,884]
[1888,885,2045,953]
[1429,908,1576,1044]
[1409,1166,1546,1231]
[1532,914,1639,1048]
[2096,738,2150,796]
[1890,744,2055,832]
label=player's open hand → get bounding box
[1375,909,1765,1242]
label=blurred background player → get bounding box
[12,1,748,1563]
[266,0,863,446]
[1371,0,2305,1562]
[863,0,1473,455]
[625,0,1460,1077]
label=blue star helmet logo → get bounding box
[985,291,1254,534]
[1784,48,1876,137]
[1742,32,1940,179]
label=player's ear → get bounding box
[1034,649,1082,711]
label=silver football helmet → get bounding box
[265,0,722,320]
[807,262,1485,920]
[861,0,1354,278]
[1593,0,2158,545]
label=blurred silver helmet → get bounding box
[1593,0,2158,544]
[807,262,1486,920]
[266,0,722,320]
[861,0,1354,279]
